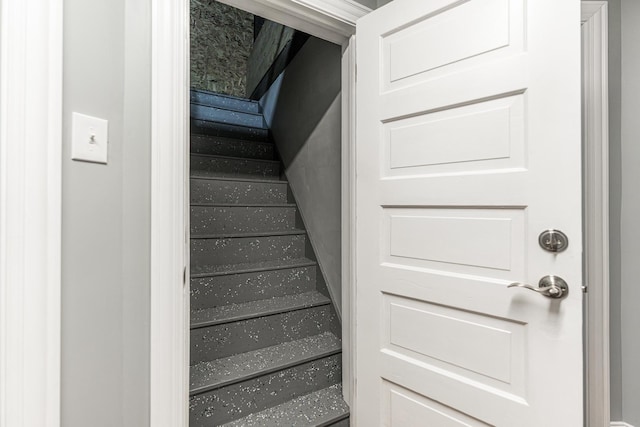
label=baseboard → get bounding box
[611,422,635,427]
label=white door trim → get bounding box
[582,2,610,426]
[341,34,358,414]
[215,0,370,44]
[0,0,63,426]
[150,0,190,425]
[149,1,369,426]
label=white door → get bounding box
[355,0,583,426]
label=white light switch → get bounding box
[71,112,108,164]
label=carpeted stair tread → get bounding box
[190,331,341,395]
[191,118,269,142]
[189,355,342,426]
[191,290,330,328]
[190,178,288,205]
[190,154,280,180]
[190,134,275,160]
[190,175,287,184]
[190,266,317,309]
[191,205,298,235]
[220,384,349,427]
[191,104,267,129]
[191,152,280,164]
[191,202,296,208]
[190,305,339,364]
[191,229,305,239]
[190,234,306,267]
[190,89,261,114]
[190,257,316,278]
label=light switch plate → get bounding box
[71,112,108,164]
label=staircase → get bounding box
[188,89,349,427]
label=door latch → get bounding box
[508,275,569,299]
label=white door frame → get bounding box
[0,0,63,426]
[149,1,369,425]
[582,2,610,426]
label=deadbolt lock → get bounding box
[538,229,569,253]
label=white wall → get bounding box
[619,0,640,425]
[260,38,343,316]
[62,0,151,425]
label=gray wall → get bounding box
[260,38,343,317]
[246,20,295,97]
[62,0,151,426]
[619,0,640,425]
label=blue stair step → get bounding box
[191,104,267,129]
[190,89,261,114]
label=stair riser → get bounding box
[190,90,261,114]
[190,179,288,205]
[191,155,279,180]
[191,104,267,129]
[189,354,342,426]
[191,206,297,235]
[190,266,316,309]
[190,305,338,363]
[191,234,306,268]
[192,119,269,142]
[191,134,274,160]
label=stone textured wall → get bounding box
[191,0,253,97]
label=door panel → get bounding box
[383,94,525,177]
[355,0,583,425]
[383,382,492,427]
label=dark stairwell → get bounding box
[188,89,349,426]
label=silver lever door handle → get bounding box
[508,275,569,299]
